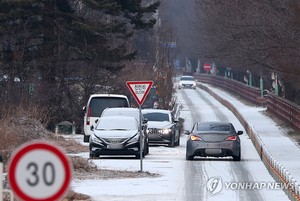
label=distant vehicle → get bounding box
[142,109,180,147]
[83,94,130,142]
[184,121,243,161]
[89,116,147,159]
[101,107,149,155]
[178,76,196,90]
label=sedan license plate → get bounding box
[107,144,123,149]
[205,149,222,155]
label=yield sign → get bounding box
[126,81,153,105]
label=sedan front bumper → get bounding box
[147,129,173,144]
[90,140,141,156]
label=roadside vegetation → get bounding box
[0,1,170,133]
[191,0,300,104]
[0,105,160,201]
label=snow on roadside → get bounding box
[201,83,300,186]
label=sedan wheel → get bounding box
[136,146,145,159]
[89,152,97,159]
[186,154,194,161]
[145,142,149,155]
[136,152,145,159]
[175,135,180,146]
[169,135,175,147]
[233,152,241,161]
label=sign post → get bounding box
[8,141,72,201]
[126,81,153,172]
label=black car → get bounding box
[142,109,180,147]
[185,122,243,161]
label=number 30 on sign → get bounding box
[8,141,72,201]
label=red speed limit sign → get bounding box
[8,141,72,201]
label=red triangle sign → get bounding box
[126,81,154,106]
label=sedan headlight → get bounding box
[159,128,172,134]
[91,133,102,144]
[128,133,139,143]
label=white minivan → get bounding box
[83,94,130,142]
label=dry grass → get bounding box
[0,104,160,201]
[47,135,88,153]
[0,105,93,201]
[0,104,51,164]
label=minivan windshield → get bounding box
[89,97,129,117]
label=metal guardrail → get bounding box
[266,93,300,129]
[194,74,263,105]
[198,82,300,201]
[194,73,300,130]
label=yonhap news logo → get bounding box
[206,177,294,195]
[206,177,223,195]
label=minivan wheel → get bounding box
[84,135,90,143]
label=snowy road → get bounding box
[71,87,290,201]
[179,89,288,201]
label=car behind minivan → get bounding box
[83,94,130,142]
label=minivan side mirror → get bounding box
[237,131,243,135]
[83,106,86,112]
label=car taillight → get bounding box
[225,136,237,141]
[190,135,202,141]
[86,107,91,125]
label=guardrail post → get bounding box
[260,76,264,97]
[72,122,76,135]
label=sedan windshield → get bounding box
[96,118,138,130]
[197,123,231,132]
[143,112,170,122]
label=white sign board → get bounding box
[126,81,153,105]
[8,141,72,201]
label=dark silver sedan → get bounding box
[142,109,180,147]
[185,122,243,161]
